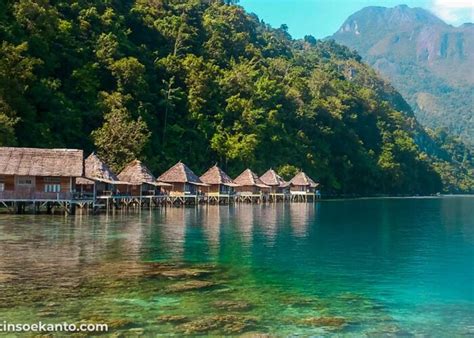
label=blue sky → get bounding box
[239,0,474,39]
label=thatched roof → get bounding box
[157,162,205,185]
[290,171,319,188]
[260,169,289,187]
[0,147,83,177]
[234,169,269,188]
[200,165,237,186]
[76,177,95,185]
[117,159,169,186]
[76,153,126,185]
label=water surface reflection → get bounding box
[0,198,472,335]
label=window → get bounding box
[45,184,61,193]
[18,178,33,185]
[44,178,61,192]
[0,183,4,192]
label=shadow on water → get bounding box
[0,197,473,335]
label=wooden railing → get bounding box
[290,191,314,195]
[0,191,74,200]
[206,192,235,197]
[235,192,267,197]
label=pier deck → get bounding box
[1,191,320,214]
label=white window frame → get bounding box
[45,184,61,193]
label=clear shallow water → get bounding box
[0,197,473,336]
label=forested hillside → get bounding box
[331,5,473,144]
[0,0,472,194]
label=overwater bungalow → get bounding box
[117,160,169,198]
[234,169,270,203]
[260,168,290,202]
[76,153,128,198]
[200,165,238,204]
[0,147,84,213]
[289,171,319,202]
[157,162,208,203]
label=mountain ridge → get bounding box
[331,5,473,144]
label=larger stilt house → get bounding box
[289,171,319,202]
[76,153,128,198]
[0,147,84,212]
[200,165,238,203]
[117,160,169,197]
[157,162,207,197]
[234,169,270,203]
[260,169,290,201]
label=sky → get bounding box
[239,0,474,39]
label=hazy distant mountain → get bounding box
[331,5,473,144]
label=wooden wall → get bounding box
[129,185,142,196]
[235,185,259,194]
[290,185,315,193]
[162,183,201,196]
[36,177,72,192]
[162,182,184,195]
[77,182,115,194]
[0,175,15,190]
[0,175,74,192]
[204,184,220,193]
[78,183,94,193]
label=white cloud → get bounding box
[431,0,474,25]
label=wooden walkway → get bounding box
[0,192,321,214]
[0,198,94,215]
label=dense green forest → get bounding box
[0,0,472,194]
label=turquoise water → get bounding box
[0,197,473,335]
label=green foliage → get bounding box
[277,164,299,181]
[428,128,474,193]
[0,112,18,146]
[109,57,146,93]
[0,0,468,194]
[92,92,150,172]
[0,41,41,146]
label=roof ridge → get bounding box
[158,161,202,184]
[260,168,286,186]
[200,164,234,185]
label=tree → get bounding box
[0,110,18,146]
[277,164,299,181]
[160,76,182,147]
[109,57,147,94]
[304,35,317,45]
[0,42,40,146]
[92,92,150,172]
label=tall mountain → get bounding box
[331,5,474,144]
